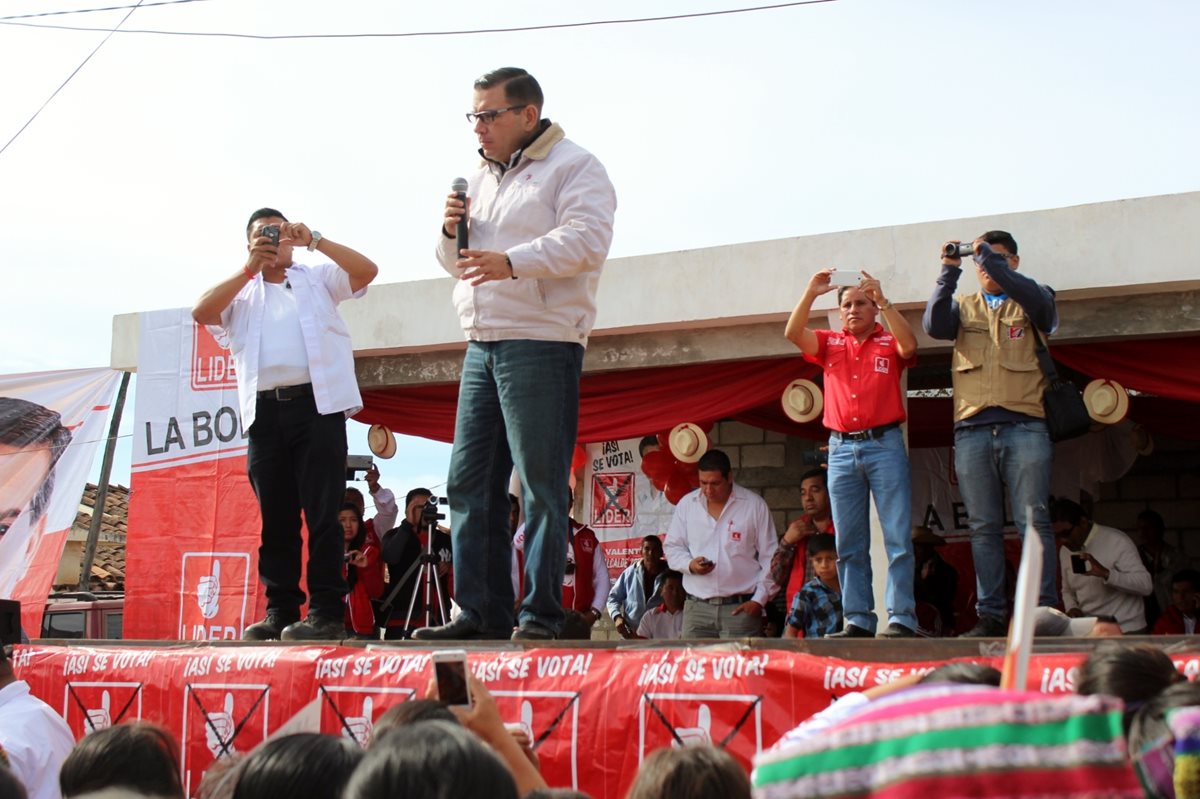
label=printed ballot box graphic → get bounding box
[493,690,582,789]
[179,552,251,640]
[191,323,238,391]
[62,682,143,737]
[182,683,271,797]
[638,692,763,769]
[591,472,635,529]
[317,685,417,746]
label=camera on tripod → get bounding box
[421,496,449,525]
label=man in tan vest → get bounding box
[923,231,1059,638]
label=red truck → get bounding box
[40,591,124,640]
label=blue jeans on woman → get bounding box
[826,425,917,633]
[446,340,584,635]
[953,420,1056,621]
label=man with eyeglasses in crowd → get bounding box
[417,67,617,641]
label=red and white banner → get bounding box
[0,368,120,634]
[15,643,1200,798]
[581,439,676,579]
[125,309,266,640]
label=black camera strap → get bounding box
[377,555,423,615]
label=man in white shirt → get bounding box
[193,208,378,641]
[636,570,685,640]
[0,602,74,799]
[663,449,778,638]
[1052,498,1152,634]
[417,68,616,642]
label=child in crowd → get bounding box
[783,534,842,639]
[636,571,685,640]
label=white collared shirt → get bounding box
[208,262,365,429]
[637,605,684,640]
[0,680,76,799]
[664,483,779,605]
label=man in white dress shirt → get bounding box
[664,450,778,638]
[193,208,378,641]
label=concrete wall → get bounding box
[111,191,1200,372]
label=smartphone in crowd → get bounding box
[827,270,863,287]
[433,649,472,708]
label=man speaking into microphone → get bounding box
[416,67,616,641]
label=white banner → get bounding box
[0,367,120,633]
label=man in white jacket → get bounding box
[1053,498,1152,633]
[417,67,617,641]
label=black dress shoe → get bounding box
[961,616,1008,638]
[243,613,298,641]
[511,622,558,641]
[876,622,919,639]
[281,615,346,641]
[413,615,509,641]
[824,624,874,639]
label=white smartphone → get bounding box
[828,270,862,287]
[432,649,472,708]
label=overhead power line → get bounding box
[0,0,837,39]
[0,0,144,158]
[0,0,208,22]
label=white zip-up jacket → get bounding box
[436,122,617,347]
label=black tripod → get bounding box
[402,498,449,633]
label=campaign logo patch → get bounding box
[874,356,890,374]
[591,473,634,529]
[178,552,251,640]
[638,692,764,771]
[492,690,582,789]
[181,683,271,797]
[191,323,238,391]
[317,685,416,746]
[62,682,143,737]
[1008,326,1025,340]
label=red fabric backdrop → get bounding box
[354,336,1200,445]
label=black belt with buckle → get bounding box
[832,422,900,442]
[686,593,753,606]
[257,383,313,401]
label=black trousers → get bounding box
[247,394,348,620]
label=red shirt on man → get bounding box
[805,324,915,433]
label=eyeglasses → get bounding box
[465,105,528,125]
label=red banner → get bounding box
[15,644,1200,799]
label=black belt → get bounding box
[257,383,313,401]
[831,422,900,442]
[686,593,753,606]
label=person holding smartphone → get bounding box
[192,209,378,641]
[784,268,919,639]
[1052,498,1151,633]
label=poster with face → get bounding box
[0,368,120,633]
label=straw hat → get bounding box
[367,424,397,459]
[668,422,708,464]
[911,526,947,546]
[781,378,823,423]
[1082,379,1129,424]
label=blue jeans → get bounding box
[826,426,916,632]
[447,340,583,634]
[953,420,1056,620]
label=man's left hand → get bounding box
[1080,552,1111,581]
[279,221,315,249]
[731,600,762,617]
[859,271,888,307]
[457,248,513,285]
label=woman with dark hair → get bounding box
[58,722,185,799]
[339,502,385,638]
[1076,642,1185,734]
[229,733,361,799]
[626,745,750,799]
[344,720,517,799]
[370,699,458,745]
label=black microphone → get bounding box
[451,177,469,255]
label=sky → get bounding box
[1,0,1198,505]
